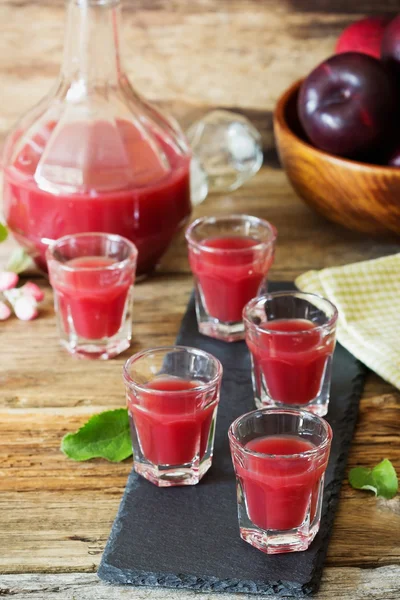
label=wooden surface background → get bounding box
[1,1,400,598]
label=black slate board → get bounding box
[98,282,368,596]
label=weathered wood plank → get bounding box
[1,1,400,594]
[0,388,398,572]
[0,0,373,142]
[1,163,399,576]
[0,275,192,408]
[1,568,400,599]
[0,0,397,12]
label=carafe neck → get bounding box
[61,0,123,89]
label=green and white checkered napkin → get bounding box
[295,253,400,390]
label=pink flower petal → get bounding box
[0,271,18,292]
[22,281,45,302]
[0,300,11,321]
[14,296,38,321]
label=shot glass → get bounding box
[185,215,277,342]
[229,408,332,554]
[124,346,223,487]
[244,292,338,416]
[47,233,137,359]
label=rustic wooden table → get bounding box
[1,1,400,598]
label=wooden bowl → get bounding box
[273,80,400,236]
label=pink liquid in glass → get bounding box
[3,120,191,275]
[51,256,133,340]
[247,319,334,405]
[239,435,323,531]
[128,377,217,466]
[189,236,273,322]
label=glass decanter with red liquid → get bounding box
[2,0,191,276]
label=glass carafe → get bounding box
[2,0,191,276]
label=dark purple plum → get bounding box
[298,52,397,159]
[382,15,400,77]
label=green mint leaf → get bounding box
[5,247,32,274]
[0,223,8,243]
[371,459,398,500]
[61,408,132,463]
[349,466,377,495]
[349,460,398,499]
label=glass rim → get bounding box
[46,232,138,272]
[185,214,277,254]
[228,408,333,459]
[123,345,223,394]
[243,291,338,335]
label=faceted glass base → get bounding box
[254,396,328,417]
[198,320,245,343]
[61,336,131,360]
[240,525,318,555]
[133,456,212,488]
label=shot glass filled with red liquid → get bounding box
[186,215,277,342]
[229,408,332,554]
[47,233,137,359]
[124,346,222,487]
[244,292,338,416]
